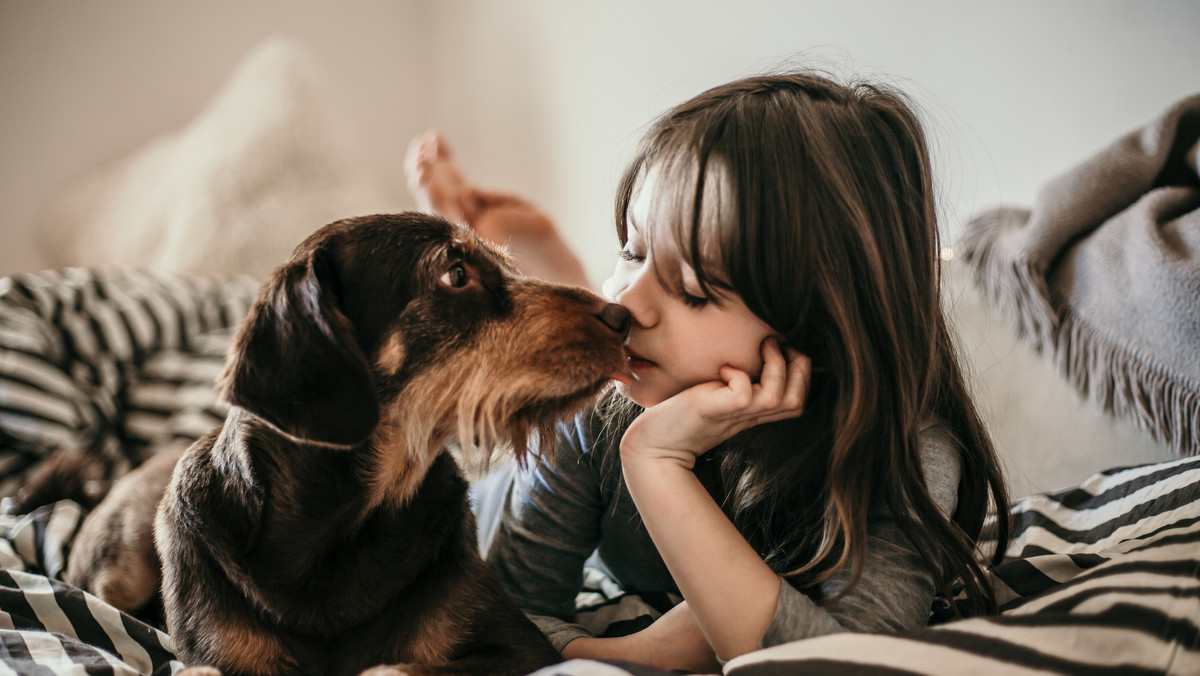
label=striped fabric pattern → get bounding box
[0,268,1197,675]
[0,501,181,675]
[0,268,256,502]
[718,455,1200,675]
[0,568,182,676]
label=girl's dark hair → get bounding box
[608,72,1010,615]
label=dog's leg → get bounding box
[8,446,113,514]
[64,444,184,612]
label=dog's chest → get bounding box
[243,452,473,631]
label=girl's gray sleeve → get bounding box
[761,428,962,647]
[484,415,605,652]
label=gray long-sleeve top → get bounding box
[482,408,961,653]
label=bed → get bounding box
[1,40,1197,676]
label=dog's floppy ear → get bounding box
[221,246,379,448]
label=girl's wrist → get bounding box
[620,446,697,502]
[619,435,699,473]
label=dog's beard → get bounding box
[450,368,612,469]
[386,361,609,473]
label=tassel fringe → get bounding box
[959,207,1198,457]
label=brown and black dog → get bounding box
[66,213,630,676]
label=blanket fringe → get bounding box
[959,207,1198,457]
[1055,307,1198,456]
[958,208,1059,352]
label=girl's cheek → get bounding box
[735,337,770,380]
[601,276,620,301]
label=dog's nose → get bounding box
[595,303,631,337]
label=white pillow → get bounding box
[35,38,400,279]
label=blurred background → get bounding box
[2,0,1197,495]
[2,0,1198,284]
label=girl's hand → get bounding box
[621,338,811,469]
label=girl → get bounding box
[407,71,1010,671]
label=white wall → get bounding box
[3,0,1198,283]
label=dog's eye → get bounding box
[440,262,471,289]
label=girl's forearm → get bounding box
[622,455,781,661]
[562,622,717,672]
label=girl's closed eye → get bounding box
[678,265,712,309]
[618,248,646,264]
[678,287,710,309]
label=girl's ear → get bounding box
[219,248,380,448]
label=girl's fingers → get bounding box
[757,337,787,398]
[781,349,811,413]
[718,365,754,410]
[715,344,809,424]
[719,364,751,389]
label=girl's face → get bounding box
[604,168,775,408]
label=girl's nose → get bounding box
[609,267,658,328]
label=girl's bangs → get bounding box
[645,147,738,303]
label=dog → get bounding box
[65,213,631,676]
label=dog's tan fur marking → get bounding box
[361,275,622,514]
[91,553,158,612]
[365,412,437,511]
[206,617,294,676]
[375,331,407,376]
[364,356,471,511]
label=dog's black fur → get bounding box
[71,213,629,676]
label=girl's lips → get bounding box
[610,371,634,385]
[624,346,656,370]
[610,346,653,385]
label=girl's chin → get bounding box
[613,380,671,409]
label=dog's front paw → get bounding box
[177,667,222,676]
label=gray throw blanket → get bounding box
[959,93,1200,456]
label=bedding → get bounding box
[1,267,1198,674]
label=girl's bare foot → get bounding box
[405,131,469,224]
[404,131,590,288]
[464,188,590,288]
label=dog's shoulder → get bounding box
[165,412,269,544]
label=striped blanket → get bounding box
[1,268,1198,675]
